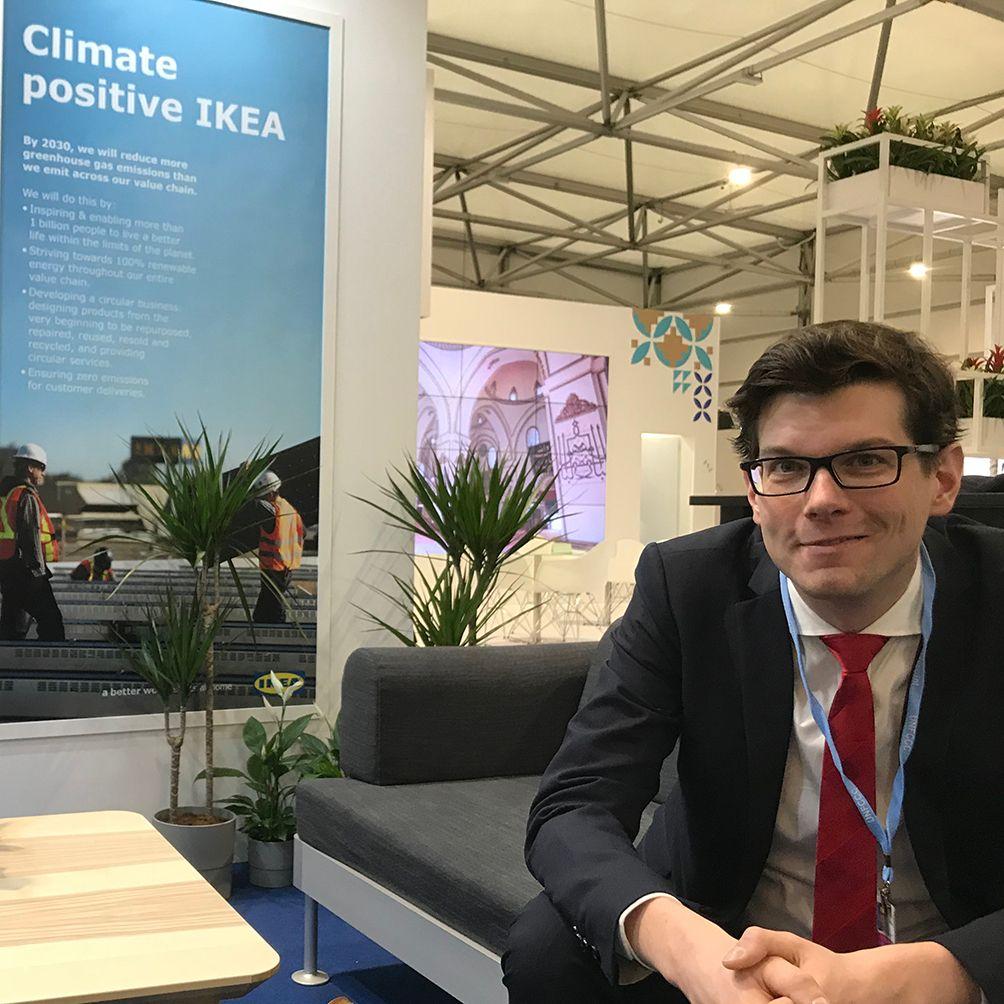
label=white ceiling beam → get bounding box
[432,153,806,241]
[616,0,932,132]
[433,89,817,182]
[427,34,825,143]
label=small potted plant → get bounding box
[198,671,314,887]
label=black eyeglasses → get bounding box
[740,444,941,497]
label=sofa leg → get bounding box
[291,894,330,986]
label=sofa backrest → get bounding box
[340,642,594,785]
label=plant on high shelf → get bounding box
[354,448,564,646]
[120,590,226,825]
[820,106,985,181]
[196,671,315,887]
[956,345,1004,420]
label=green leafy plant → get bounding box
[297,713,343,779]
[957,345,1004,419]
[196,671,314,842]
[354,449,564,646]
[97,418,277,811]
[820,105,985,182]
[119,591,226,824]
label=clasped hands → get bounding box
[627,898,980,1004]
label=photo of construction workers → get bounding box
[0,443,66,642]
[249,470,306,624]
[0,435,320,724]
[70,549,115,584]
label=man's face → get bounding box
[26,463,45,486]
[745,382,962,622]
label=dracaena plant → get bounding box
[196,672,314,842]
[96,418,277,811]
[354,448,564,646]
[820,105,985,182]
[957,345,1004,420]
[119,590,227,824]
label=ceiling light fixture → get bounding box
[728,166,753,187]
[714,302,733,316]
[908,262,929,279]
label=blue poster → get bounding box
[0,0,330,480]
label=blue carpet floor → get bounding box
[228,864,461,1004]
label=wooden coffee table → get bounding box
[0,811,280,1004]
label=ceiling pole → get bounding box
[616,0,931,132]
[931,87,1004,117]
[427,54,592,121]
[455,171,484,288]
[641,208,650,307]
[433,90,817,180]
[428,33,826,141]
[634,0,848,89]
[485,180,623,243]
[667,109,817,170]
[594,0,613,127]
[867,1,897,112]
[624,97,637,245]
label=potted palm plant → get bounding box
[197,671,314,888]
[100,420,277,894]
[356,448,563,645]
[119,592,233,894]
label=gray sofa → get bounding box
[292,628,677,1003]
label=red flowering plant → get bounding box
[957,345,1004,419]
[821,105,984,182]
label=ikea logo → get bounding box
[253,672,304,695]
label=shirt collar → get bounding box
[787,556,922,637]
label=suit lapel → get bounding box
[903,525,973,919]
[726,535,794,882]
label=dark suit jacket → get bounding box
[525,515,1004,1000]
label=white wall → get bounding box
[421,287,720,545]
[0,0,427,823]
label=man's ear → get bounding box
[743,469,762,525]
[929,443,963,516]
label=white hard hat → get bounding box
[14,443,47,469]
[252,470,281,495]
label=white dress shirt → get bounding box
[617,560,986,1000]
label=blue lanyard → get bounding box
[778,545,935,886]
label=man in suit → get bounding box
[503,321,996,1003]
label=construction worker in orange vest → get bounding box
[250,470,304,623]
[0,444,65,641]
[70,548,115,583]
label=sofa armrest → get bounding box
[340,642,594,784]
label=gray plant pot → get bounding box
[152,806,236,899]
[247,837,294,888]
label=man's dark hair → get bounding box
[725,320,960,463]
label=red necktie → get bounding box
[812,632,888,952]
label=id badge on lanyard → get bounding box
[779,544,936,945]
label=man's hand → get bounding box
[722,927,982,1004]
[625,898,829,1004]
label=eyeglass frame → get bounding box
[739,444,942,497]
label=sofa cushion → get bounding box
[297,775,657,955]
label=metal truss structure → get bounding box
[430,0,1004,313]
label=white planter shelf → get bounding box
[813,132,1003,355]
[956,371,1004,456]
